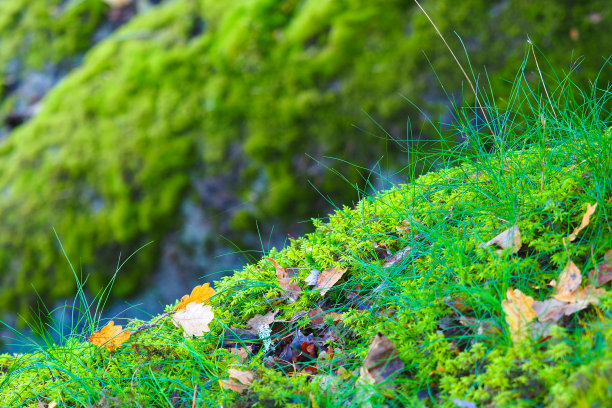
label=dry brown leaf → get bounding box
[359,333,404,384]
[588,249,612,286]
[219,379,247,393]
[501,288,537,343]
[172,303,214,337]
[246,311,277,333]
[266,257,301,302]
[552,261,583,301]
[230,346,252,362]
[479,225,521,254]
[228,368,254,385]
[568,203,597,242]
[533,298,590,322]
[175,283,216,311]
[316,267,347,296]
[89,321,131,352]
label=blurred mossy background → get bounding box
[0,0,609,321]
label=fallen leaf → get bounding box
[246,310,277,333]
[89,321,131,352]
[315,267,347,296]
[308,308,326,326]
[588,249,612,285]
[552,261,583,301]
[266,257,301,302]
[501,288,537,343]
[479,225,521,254]
[305,269,321,286]
[172,303,214,337]
[229,346,252,362]
[359,333,404,384]
[396,219,421,234]
[568,203,597,242]
[383,245,412,267]
[228,368,254,385]
[219,379,247,393]
[175,283,216,311]
[533,298,590,322]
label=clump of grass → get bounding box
[1,53,611,408]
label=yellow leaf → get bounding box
[89,321,130,352]
[175,283,215,311]
[568,203,597,242]
[502,288,536,343]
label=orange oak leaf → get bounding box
[568,203,597,242]
[552,261,583,301]
[502,288,537,343]
[266,257,301,302]
[175,283,215,311]
[479,225,521,255]
[89,321,131,352]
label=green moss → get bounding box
[0,0,108,73]
[1,114,612,405]
[0,0,610,316]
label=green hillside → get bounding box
[1,74,611,406]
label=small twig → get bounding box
[192,384,198,408]
[130,312,173,336]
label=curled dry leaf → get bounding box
[359,333,404,384]
[533,298,590,323]
[266,257,301,302]
[479,225,521,254]
[172,302,214,337]
[315,267,348,296]
[552,261,583,301]
[246,310,277,333]
[89,321,131,352]
[588,249,612,286]
[568,203,597,242]
[175,283,215,311]
[305,269,320,286]
[502,288,537,343]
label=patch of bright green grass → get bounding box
[1,62,611,407]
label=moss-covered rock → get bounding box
[0,0,610,314]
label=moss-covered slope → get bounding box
[1,109,611,406]
[0,0,610,315]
